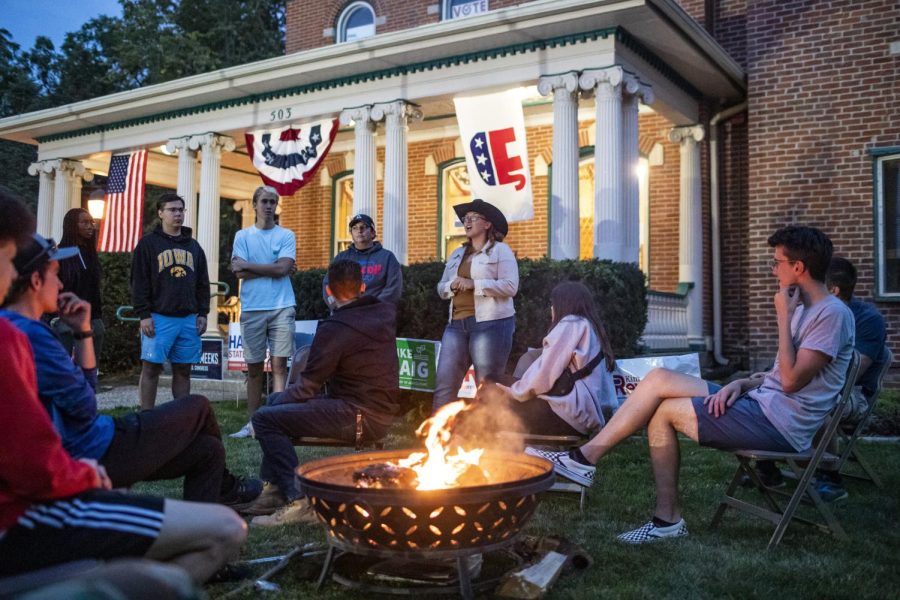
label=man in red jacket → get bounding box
[0,189,247,582]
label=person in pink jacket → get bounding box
[494,281,618,435]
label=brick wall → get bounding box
[286,0,530,54]
[642,113,681,292]
[742,0,900,371]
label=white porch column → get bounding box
[581,66,625,261]
[621,74,653,264]
[165,136,199,232]
[371,100,422,265]
[669,125,706,349]
[70,169,93,211]
[49,160,90,240]
[340,106,377,219]
[191,133,235,333]
[28,161,56,238]
[539,71,581,260]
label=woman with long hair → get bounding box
[432,199,519,412]
[54,207,105,359]
[495,280,618,435]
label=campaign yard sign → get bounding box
[396,338,440,392]
[191,337,224,381]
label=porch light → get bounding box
[87,198,106,220]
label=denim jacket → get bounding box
[436,240,518,322]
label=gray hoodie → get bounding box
[323,242,403,305]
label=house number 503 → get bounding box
[269,108,292,121]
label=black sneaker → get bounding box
[220,477,263,511]
[207,562,254,584]
[739,464,785,489]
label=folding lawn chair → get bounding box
[284,344,385,452]
[710,351,861,549]
[835,348,893,487]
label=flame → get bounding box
[395,400,487,490]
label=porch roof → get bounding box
[0,0,745,147]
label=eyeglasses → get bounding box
[770,258,796,269]
[163,207,185,213]
[462,215,485,224]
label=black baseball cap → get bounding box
[349,214,375,230]
[13,233,81,280]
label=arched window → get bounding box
[336,2,376,43]
[442,0,490,21]
[331,171,354,257]
[438,159,471,259]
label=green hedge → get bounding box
[97,255,648,378]
[293,258,648,360]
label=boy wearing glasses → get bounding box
[323,213,402,307]
[228,186,297,439]
[131,193,210,410]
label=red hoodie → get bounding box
[0,318,97,532]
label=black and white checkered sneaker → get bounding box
[617,519,688,544]
[524,447,596,487]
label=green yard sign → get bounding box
[396,338,440,392]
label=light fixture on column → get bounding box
[87,189,106,220]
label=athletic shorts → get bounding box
[141,313,201,364]
[691,389,794,452]
[240,306,295,363]
[0,489,165,576]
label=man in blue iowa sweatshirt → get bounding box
[131,193,210,410]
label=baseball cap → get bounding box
[349,214,375,230]
[13,233,81,280]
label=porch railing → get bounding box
[640,290,689,352]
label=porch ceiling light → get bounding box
[87,198,106,220]
[159,144,175,155]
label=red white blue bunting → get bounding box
[245,118,339,196]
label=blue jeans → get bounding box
[431,315,516,413]
[252,393,388,500]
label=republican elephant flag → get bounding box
[245,118,339,196]
[454,90,533,222]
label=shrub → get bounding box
[98,252,141,373]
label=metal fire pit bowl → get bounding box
[296,449,554,560]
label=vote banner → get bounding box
[396,338,440,392]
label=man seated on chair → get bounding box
[527,225,855,544]
[243,259,401,526]
[0,189,247,583]
[754,256,888,501]
[0,233,262,511]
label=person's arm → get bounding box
[436,250,462,299]
[0,328,99,500]
[196,245,210,316]
[131,240,153,320]
[474,244,519,298]
[775,288,833,393]
[280,324,342,403]
[29,321,100,425]
[232,257,295,278]
[58,292,96,372]
[853,308,884,384]
[506,320,583,401]
[379,252,403,305]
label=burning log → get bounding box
[353,463,418,489]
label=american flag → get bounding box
[98,150,148,252]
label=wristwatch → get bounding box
[72,329,94,340]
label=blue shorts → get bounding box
[691,383,793,452]
[141,313,201,365]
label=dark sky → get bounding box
[2,0,123,50]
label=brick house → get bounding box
[0,0,896,379]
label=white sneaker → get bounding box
[617,519,688,544]
[250,498,319,527]
[525,447,596,487]
[229,421,254,439]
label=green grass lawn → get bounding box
[120,398,900,599]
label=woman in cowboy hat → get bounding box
[432,199,519,413]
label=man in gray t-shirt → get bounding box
[526,225,855,545]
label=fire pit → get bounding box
[296,449,554,598]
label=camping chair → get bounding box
[285,344,384,452]
[835,348,893,487]
[710,351,861,549]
